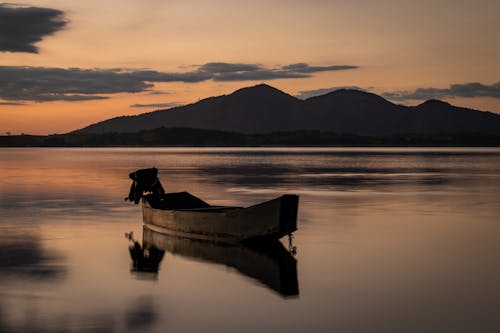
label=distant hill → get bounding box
[76,84,500,135]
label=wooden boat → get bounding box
[141,226,299,297]
[127,168,299,243]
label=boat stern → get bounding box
[279,194,299,236]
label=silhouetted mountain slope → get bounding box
[409,100,500,134]
[302,89,408,135]
[79,84,303,134]
[76,84,500,135]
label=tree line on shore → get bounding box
[1,127,500,147]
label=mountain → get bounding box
[300,89,407,135]
[78,84,302,134]
[76,84,500,135]
[408,100,500,134]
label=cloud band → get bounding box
[0,4,67,53]
[0,62,358,102]
[382,82,500,101]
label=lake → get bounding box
[1,147,499,333]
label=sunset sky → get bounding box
[1,0,499,135]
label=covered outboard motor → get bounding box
[126,167,166,204]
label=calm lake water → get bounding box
[1,147,500,333]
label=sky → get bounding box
[1,0,499,135]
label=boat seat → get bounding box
[145,191,211,210]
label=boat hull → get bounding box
[142,194,298,242]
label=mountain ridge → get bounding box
[76,84,500,135]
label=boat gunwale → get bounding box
[143,194,294,212]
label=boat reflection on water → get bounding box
[126,232,165,281]
[127,234,165,272]
[126,227,299,298]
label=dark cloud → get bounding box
[131,102,183,108]
[449,82,500,98]
[0,62,359,102]
[0,66,152,102]
[282,63,359,73]
[213,70,309,81]
[148,90,170,95]
[0,101,26,105]
[199,62,261,73]
[0,4,67,53]
[296,86,366,99]
[210,62,358,81]
[382,88,450,101]
[128,69,211,83]
[382,82,500,101]
[33,94,109,102]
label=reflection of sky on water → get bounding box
[0,222,159,333]
[0,148,500,332]
[124,296,158,332]
[0,234,65,280]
